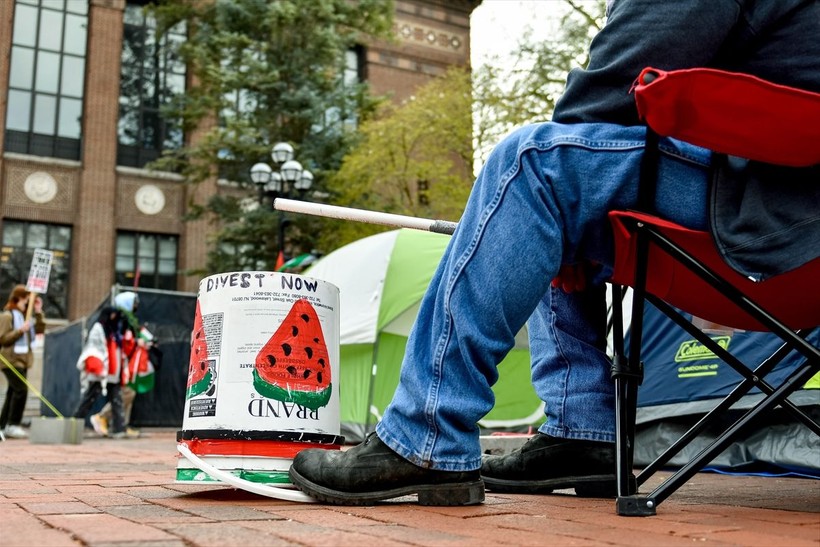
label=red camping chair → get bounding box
[608,67,820,516]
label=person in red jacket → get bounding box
[73,307,128,438]
[89,292,147,439]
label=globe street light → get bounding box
[249,142,313,269]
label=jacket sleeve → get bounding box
[34,312,46,335]
[0,312,23,348]
[553,0,741,125]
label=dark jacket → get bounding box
[553,0,820,280]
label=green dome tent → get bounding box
[305,228,543,441]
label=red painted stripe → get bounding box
[179,438,341,458]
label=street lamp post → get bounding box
[249,142,314,269]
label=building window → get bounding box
[319,47,364,133]
[0,220,71,319]
[115,231,178,290]
[117,3,186,168]
[4,0,88,160]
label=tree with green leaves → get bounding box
[147,0,394,274]
[473,0,606,167]
[317,1,606,251]
[316,68,476,251]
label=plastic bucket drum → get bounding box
[176,271,344,486]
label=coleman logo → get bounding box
[674,336,731,362]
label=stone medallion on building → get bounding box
[23,171,59,204]
[135,184,166,215]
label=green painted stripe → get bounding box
[678,372,719,378]
[175,468,291,484]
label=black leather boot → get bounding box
[481,433,617,497]
[289,433,485,506]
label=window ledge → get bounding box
[3,152,82,169]
[116,165,185,182]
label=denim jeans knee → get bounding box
[377,122,711,471]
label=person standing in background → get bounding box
[90,291,145,439]
[74,306,128,438]
[0,285,46,439]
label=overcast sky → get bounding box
[470,0,563,69]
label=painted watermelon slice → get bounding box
[187,301,214,399]
[253,298,331,410]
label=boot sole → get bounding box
[288,467,485,506]
[483,473,617,497]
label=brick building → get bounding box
[0,0,480,321]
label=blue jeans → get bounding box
[376,122,711,471]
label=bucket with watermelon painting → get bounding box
[176,271,343,500]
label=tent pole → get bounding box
[363,339,382,435]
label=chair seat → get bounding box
[608,210,820,331]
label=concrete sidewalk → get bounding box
[1,428,818,546]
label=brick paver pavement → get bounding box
[1,429,818,546]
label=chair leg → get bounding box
[610,284,650,515]
[611,217,658,515]
[645,360,819,508]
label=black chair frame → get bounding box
[609,128,820,516]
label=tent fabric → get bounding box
[636,302,819,409]
[305,229,542,441]
[634,406,820,476]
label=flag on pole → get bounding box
[274,250,285,271]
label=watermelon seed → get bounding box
[281,343,292,356]
[300,313,310,323]
[266,354,276,367]
[313,337,319,343]
[318,358,326,368]
[287,365,297,376]
[317,371,323,384]
[199,361,206,371]
[303,369,311,379]
[291,325,298,337]
[304,347,313,359]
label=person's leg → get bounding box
[1,368,15,428]
[377,123,709,470]
[480,284,618,495]
[93,383,135,436]
[107,384,126,436]
[120,385,136,424]
[290,122,710,504]
[1,367,29,436]
[74,382,103,419]
[532,284,613,441]
[6,366,29,427]
[97,401,111,422]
